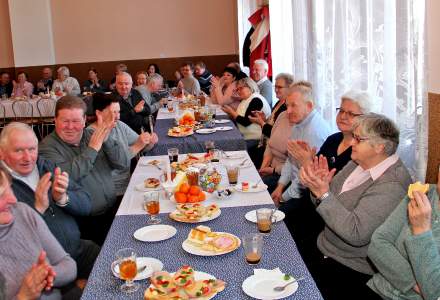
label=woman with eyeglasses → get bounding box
[297,113,412,300]
[222,77,271,150]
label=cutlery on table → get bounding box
[252,178,262,188]
[221,150,231,158]
[239,159,249,166]
[137,265,147,273]
[273,276,305,292]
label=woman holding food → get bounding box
[367,179,440,300]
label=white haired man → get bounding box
[251,59,273,107]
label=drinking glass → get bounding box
[256,208,273,234]
[144,191,161,224]
[115,248,139,293]
[204,140,215,153]
[167,99,174,112]
[167,148,179,163]
[242,234,263,265]
[225,163,239,186]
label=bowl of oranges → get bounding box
[172,183,207,204]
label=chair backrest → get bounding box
[0,103,5,126]
[426,92,440,183]
[12,100,34,121]
[37,98,56,118]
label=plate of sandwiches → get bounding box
[168,126,194,137]
[135,178,161,192]
[169,203,221,223]
[139,159,163,168]
[182,225,241,256]
[144,265,226,300]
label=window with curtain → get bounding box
[267,0,427,179]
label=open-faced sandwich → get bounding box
[168,126,193,137]
[408,181,429,199]
[144,266,225,300]
[186,225,240,253]
[169,203,220,223]
[144,177,160,188]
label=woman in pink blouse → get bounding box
[12,72,34,98]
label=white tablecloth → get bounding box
[117,150,273,215]
[0,97,56,118]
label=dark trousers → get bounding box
[246,139,264,168]
[73,239,101,279]
[262,173,280,194]
[78,199,120,246]
[309,256,382,300]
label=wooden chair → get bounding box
[37,98,56,138]
[12,100,35,128]
[425,92,440,183]
[0,103,6,131]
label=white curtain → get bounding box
[269,0,427,180]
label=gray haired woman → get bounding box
[222,77,271,149]
[52,66,81,96]
[298,113,413,300]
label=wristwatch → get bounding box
[56,194,70,207]
[316,191,330,206]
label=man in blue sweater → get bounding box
[0,122,100,283]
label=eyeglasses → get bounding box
[336,108,363,118]
[351,133,369,144]
[274,85,287,90]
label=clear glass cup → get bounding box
[167,148,179,164]
[114,248,139,293]
[242,233,263,265]
[205,140,215,153]
[167,99,174,112]
[256,208,274,234]
[144,191,160,224]
[225,163,239,186]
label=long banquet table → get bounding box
[81,151,323,299]
[146,115,247,156]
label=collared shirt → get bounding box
[340,154,399,194]
[256,76,269,85]
[1,161,39,191]
[279,109,332,200]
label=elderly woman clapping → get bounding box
[0,166,77,299]
[222,77,271,150]
[367,173,440,300]
[298,113,412,300]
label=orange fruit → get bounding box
[174,192,187,203]
[187,195,199,203]
[179,183,190,194]
[197,191,206,202]
[189,185,201,196]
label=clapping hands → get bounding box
[299,155,336,199]
[17,251,56,300]
[287,140,316,168]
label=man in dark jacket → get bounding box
[113,72,151,134]
[0,122,100,281]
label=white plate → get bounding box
[169,207,221,223]
[182,232,241,256]
[234,182,268,193]
[138,159,164,167]
[112,257,163,281]
[245,209,286,223]
[196,128,216,134]
[242,274,298,299]
[147,271,218,300]
[215,119,230,124]
[215,126,233,131]
[134,183,162,192]
[133,225,177,242]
